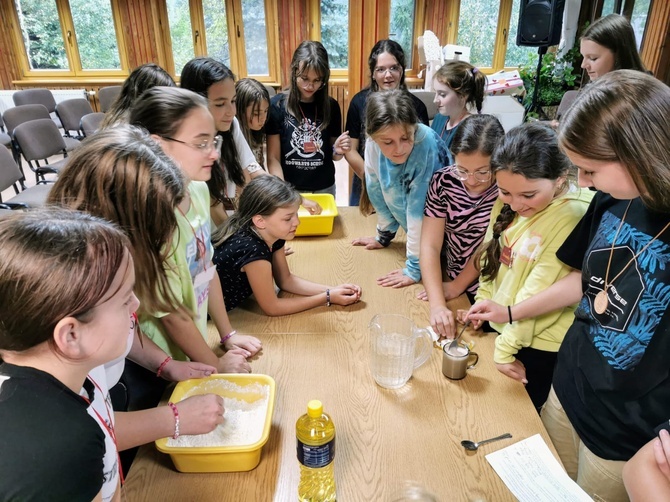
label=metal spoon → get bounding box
[447,320,471,353]
[461,433,512,451]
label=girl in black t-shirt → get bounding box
[213,175,361,315]
[266,41,349,195]
[467,71,670,500]
[0,209,138,501]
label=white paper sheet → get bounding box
[485,434,593,502]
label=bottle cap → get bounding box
[307,400,323,418]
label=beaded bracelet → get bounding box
[220,330,237,345]
[326,289,331,307]
[167,402,180,439]
[156,356,172,378]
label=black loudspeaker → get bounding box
[516,0,566,47]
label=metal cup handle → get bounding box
[467,352,479,370]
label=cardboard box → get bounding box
[486,70,525,97]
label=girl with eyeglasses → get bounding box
[352,90,449,289]
[342,39,430,206]
[468,122,593,412]
[432,61,488,163]
[418,114,505,339]
[130,87,261,376]
[180,58,267,227]
[266,41,348,197]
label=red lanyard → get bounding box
[82,376,125,485]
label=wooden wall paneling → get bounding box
[641,0,670,84]
[0,2,21,89]
[424,2,450,44]
[277,0,309,89]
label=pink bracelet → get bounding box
[156,356,172,378]
[167,402,180,439]
[220,330,237,345]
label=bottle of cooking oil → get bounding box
[296,400,336,502]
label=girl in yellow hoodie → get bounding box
[473,122,593,411]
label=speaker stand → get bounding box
[525,45,548,120]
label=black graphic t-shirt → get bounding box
[554,192,670,461]
[265,94,342,191]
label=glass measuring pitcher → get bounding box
[369,314,433,389]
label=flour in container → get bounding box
[167,379,270,448]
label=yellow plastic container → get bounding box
[296,193,338,236]
[155,374,276,473]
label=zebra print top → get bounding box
[424,166,498,295]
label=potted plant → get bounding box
[519,45,581,119]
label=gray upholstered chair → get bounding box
[0,113,11,149]
[4,104,79,154]
[12,88,63,129]
[12,118,70,184]
[98,85,122,113]
[56,98,94,138]
[0,145,52,208]
[80,112,106,137]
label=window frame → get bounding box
[8,0,129,79]
[162,0,281,84]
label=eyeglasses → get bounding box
[448,165,492,183]
[374,65,402,76]
[297,75,325,90]
[161,135,222,154]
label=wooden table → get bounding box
[124,207,559,501]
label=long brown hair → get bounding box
[48,126,186,315]
[0,209,130,352]
[235,77,270,166]
[477,123,572,281]
[559,70,670,212]
[288,41,331,131]
[101,63,175,129]
[582,14,647,75]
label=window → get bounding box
[389,0,416,68]
[166,0,197,75]
[630,0,651,50]
[166,0,279,83]
[10,0,127,77]
[321,0,349,70]
[457,0,535,70]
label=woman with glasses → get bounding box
[343,39,430,206]
[130,86,261,376]
[469,122,593,412]
[418,115,504,339]
[266,41,346,197]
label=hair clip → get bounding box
[472,67,479,74]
